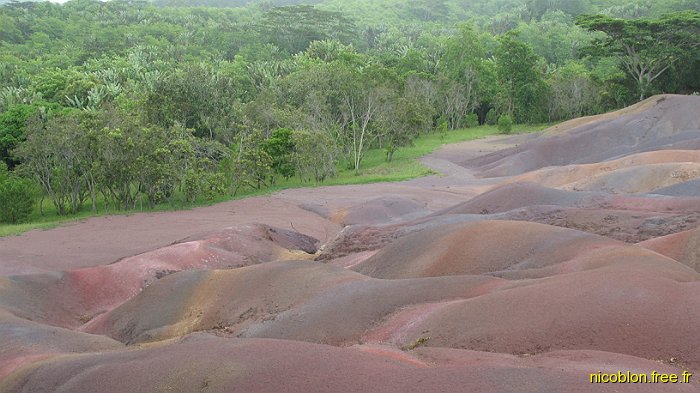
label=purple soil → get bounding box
[352,220,623,279]
[3,96,700,392]
[639,226,700,272]
[438,181,700,215]
[0,224,318,330]
[382,265,700,369]
[563,163,700,194]
[316,202,700,262]
[4,334,697,393]
[0,198,338,276]
[301,196,428,226]
[83,261,505,345]
[465,95,700,177]
[509,150,700,190]
[74,243,700,370]
[0,310,123,380]
[654,178,700,196]
[494,205,700,242]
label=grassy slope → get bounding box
[0,124,548,237]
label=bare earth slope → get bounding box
[1,95,700,393]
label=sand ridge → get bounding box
[2,94,700,393]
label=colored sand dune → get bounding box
[2,95,700,393]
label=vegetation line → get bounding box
[1,0,697,235]
[0,124,546,237]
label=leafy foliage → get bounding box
[0,0,697,221]
[497,114,514,134]
[0,162,34,224]
[262,128,296,182]
[495,34,548,123]
[292,129,337,183]
[577,12,700,99]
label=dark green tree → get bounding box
[0,163,35,224]
[494,33,548,123]
[256,5,357,54]
[292,129,337,183]
[577,11,700,100]
[0,104,42,169]
[262,128,296,183]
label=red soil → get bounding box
[2,94,700,393]
[4,335,697,393]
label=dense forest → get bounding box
[0,0,699,223]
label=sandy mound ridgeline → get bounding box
[653,178,700,196]
[465,95,700,177]
[67,223,700,370]
[301,196,428,226]
[351,221,622,279]
[3,96,700,393]
[639,226,700,272]
[3,335,697,393]
[507,150,700,193]
[316,182,700,260]
[82,260,503,345]
[0,224,317,330]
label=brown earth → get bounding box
[2,94,700,393]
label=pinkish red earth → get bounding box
[1,95,700,393]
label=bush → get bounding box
[437,120,448,140]
[465,113,479,128]
[292,129,337,183]
[262,128,295,182]
[0,171,35,224]
[497,114,514,134]
[485,109,498,125]
[183,169,227,203]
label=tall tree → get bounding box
[494,33,548,123]
[256,5,357,54]
[577,11,700,100]
[439,25,490,128]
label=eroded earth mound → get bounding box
[2,95,700,393]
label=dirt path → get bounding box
[0,135,519,276]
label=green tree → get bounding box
[527,0,593,20]
[95,115,199,210]
[577,11,700,100]
[439,25,490,129]
[292,129,337,183]
[262,128,296,183]
[16,111,89,215]
[0,104,42,169]
[142,64,242,142]
[230,128,273,194]
[547,61,601,120]
[517,10,594,65]
[0,163,35,224]
[256,5,357,54]
[377,96,430,162]
[494,33,548,123]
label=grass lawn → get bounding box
[0,124,550,237]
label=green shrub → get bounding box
[465,113,479,128]
[183,169,227,203]
[437,120,448,140]
[0,172,35,224]
[485,109,498,125]
[497,114,514,134]
[292,129,337,183]
[262,128,295,182]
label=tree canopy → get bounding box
[1,0,699,221]
[577,11,700,99]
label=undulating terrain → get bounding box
[1,94,700,392]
